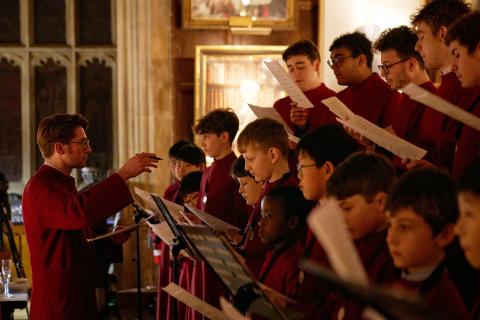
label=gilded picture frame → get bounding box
[183,0,297,29]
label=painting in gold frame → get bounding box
[183,0,297,29]
[194,45,287,152]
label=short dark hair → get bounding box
[327,152,395,202]
[374,25,426,69]
[329,32,374,68]
[387,167,458,236]
[265,186,314,229]
[169,139,192,159]
[296,125,360,168]
[37,113,89,158]
[411,0,470,34]
[230,155,254,179]
[282,39,320,63]
[457,158,480,195]
[237,118,289,158]
[179,171,203,198]
[445,11,480,54]
[176,143,206,166]
[193,108,239,144]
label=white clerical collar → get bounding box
[402,264,439,281]
[441,65,453,76]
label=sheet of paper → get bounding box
[133,187,163,220]
[149,221,175,246]
[248,104,294,135]
[402,83,480,132]
[321,97,427,160]
[163,283,227,320]
[321,96,355,120]
[307,199,369,285]
[264,60,314,109]
[185,204,241,233]
[220,296,251,320]
[86,222,144,242]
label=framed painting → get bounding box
[183,0,297,29]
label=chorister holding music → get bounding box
[17,1,480,319]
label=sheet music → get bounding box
[402,83,480,132]
[247,103,300,145]
[162,283,227,320]
[185,204,241,233]
[149,221,175,246]
[86,222,144,242]
[321,96,355,120]
[220,297,252,320]
[307,199,369,285]
[264,60,314,109]
[321,97,427,160]
[133,187,186,223]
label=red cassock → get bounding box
[273,83,337,136]
[453,91,480,177]
[242,172,299,279]
[22,165,133,320]
[392,264,469,320]
[156,181,183,320]
[326,228,400,320]
[189,152,250,320]
[430,72,480,170]
[336,73,403,127]
[259,241,304,300]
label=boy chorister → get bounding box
[386,168,469,319]
[237,118,299,278]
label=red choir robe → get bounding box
[392,263,469,320]
[242,172,299,278]
[453,91,480,177]
[471,298,480,320]
[156,181,184,320]
[189,152,250,320]
[259,240,304,299]
[273,83,337,137]
[430,71,479,170]
[326,228,400,319]
[22,165,133,320]
[337,73,403,128]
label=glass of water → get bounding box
[0,260,12,297]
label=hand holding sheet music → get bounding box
[402,83,480,132]
[264,60,314,109]
[321,97,427,160]
[307,199,369,285]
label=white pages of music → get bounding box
[184,204,241,233]
[133,187,186,223]
[163,283,227,320]
[219,297,252,320]
[322,97,427,160]
[307,199,369,285]
[264,60,314,109]
[247,103,300,144]
[402,82,480,132]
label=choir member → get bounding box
[273,39,336,137]
[325,152,400,319]
[456,158,480,318]
[328,32,403,128]
[22,113,157,320]
[190,108,250,319]
[386,168,469,320]
[237,118,299,278]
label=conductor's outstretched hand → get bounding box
[116,152,159,180]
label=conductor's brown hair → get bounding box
[237,118,289,158]
[37,113,89,159]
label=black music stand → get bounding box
[300,260,443,320]
[178,224,299,320]
[151,195,202,320]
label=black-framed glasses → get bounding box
[66,139,90,146]
[327,55,353,68]
[378,58,410,75]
